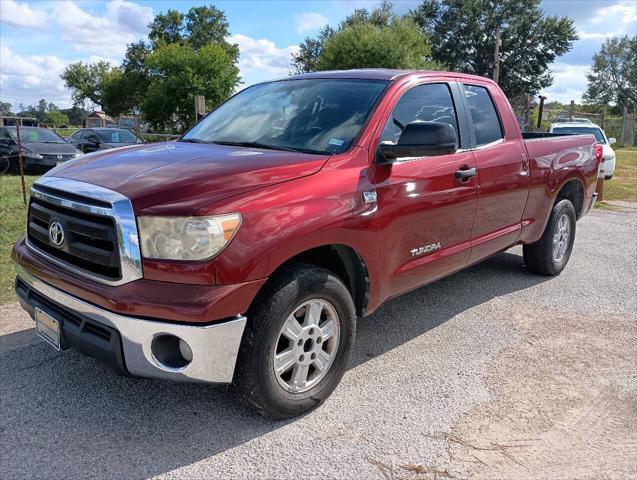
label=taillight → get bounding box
[593,144,603,165]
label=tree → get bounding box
[148,5,238,59]
[410,0,578,98]
[60,61,114,109]
[61,4,239,128]
[292,1,437,73]
[584,35,637,108]
[291,26,335,74]
[142,43,240,132]
[44,109,70,125]
[317,18,435,71]
[61,106,89,126]
[0,100,14,116]
[148,9,184,48]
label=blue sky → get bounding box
[1,0,635,109]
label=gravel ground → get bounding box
[1,209,635,480]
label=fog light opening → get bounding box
[151,334,192,370]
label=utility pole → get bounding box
[493,30,501,83]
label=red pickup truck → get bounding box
[13,70,601,418]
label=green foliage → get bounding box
[584,35,637,108]
[142,43,239,132]
[61,4,239,130]
[60,107,89,126]
[148,9,185,47]
[410,0,578,98]
[317,18,435,71]
[293,1,438,73]
[43,109,69,125]
[12,99,68,124]
[148,5,238,59]
[60,61,114,109]
[0,100,14,116]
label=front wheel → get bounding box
[233,264,356,419]
[523,198,576,276]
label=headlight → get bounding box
[23,150,43,159]
[138,214,241,261]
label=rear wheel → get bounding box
[523,198,576,276]
[233,264,356,419]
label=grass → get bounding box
[599,147,637,204]
[0,174,37,304]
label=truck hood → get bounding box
[49,142,329,215]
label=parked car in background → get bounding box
[550,121,616,179]
[68,127,143,153]
[0,126,81,174]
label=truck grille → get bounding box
[27,196,121,280]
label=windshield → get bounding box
[553,126,606,144]
[182,79,388,155]
[7,127,66,144]
[96,129,138,143]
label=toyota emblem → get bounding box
[48,221,65,247]
[56,154,63,160]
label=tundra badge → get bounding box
[411,242,441,257]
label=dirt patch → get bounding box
[446,304,636,480]
[0,301,31,336]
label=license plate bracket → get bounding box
[35,307,61,350]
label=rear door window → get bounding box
[380,83,460,147]
[463,85,503,146]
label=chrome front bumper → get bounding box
[16,265,247,383]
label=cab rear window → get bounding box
[463,85,503,146]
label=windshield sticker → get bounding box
[28,131,38,142]
[328,138,345,147]
[111,132,120,143]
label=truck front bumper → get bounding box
[15,265,247,384]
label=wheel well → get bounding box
[556,180,584,218]
[268,245,370,317]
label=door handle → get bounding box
[455,167,477,180]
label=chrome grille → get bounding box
[26,177,143,286]
[28,197,121,280]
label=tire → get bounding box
[523,198,576,276]
[605,175,613,180]
[233,263,356,419]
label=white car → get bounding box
[549,121,616,179]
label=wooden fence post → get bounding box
[195,96,206,123]
[15,120,27,205]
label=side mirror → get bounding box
[609,137,616,145]
[377,121,457,163]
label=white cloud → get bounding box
[577,1,637,41]
[295,12,328,34]
[229,34,299,82]
[0,0,48,28]
[0,45,71,108]
[54,0,153,58]
[540,63,591,104]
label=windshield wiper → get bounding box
[211,140,300,153]
[178,138,209,144]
